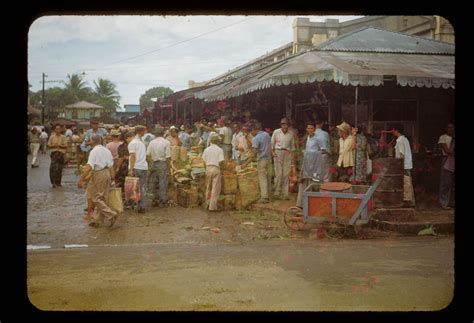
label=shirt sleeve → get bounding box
[128,141,136,154]
[271,131,276,149]
[252,135,259,149]
[87,149,96,168]
[218,148,224,163]
[106,150,114,168]
[165,142,171,158]
[438,135,447,145]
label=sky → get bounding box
[28,15,363,108]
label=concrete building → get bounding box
[201,16,454,86]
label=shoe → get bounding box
[257,199,269,204]
[109,215,118,227]
[208,209,220,212]
[52,184,57,188]
[281,196,290,200]
[441,205,452,210]
[273,195,281,200]
[151,201,159,207]
[137,208,146,213]
[88,221,99,227]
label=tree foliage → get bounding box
[93,78,121,111]
[139,86,174,111]
[28,74,122,112]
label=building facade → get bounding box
[201,16,454,86]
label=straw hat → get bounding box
[110,129,120,136]
[336,121,351,133]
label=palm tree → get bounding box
[63,73,92,102]
[93,78,121,111]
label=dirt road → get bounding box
[27,152,454,311]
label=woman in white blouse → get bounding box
[336,122,355,182]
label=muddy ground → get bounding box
[26,152,454,311]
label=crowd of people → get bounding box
[28,117,455,227]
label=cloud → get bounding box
[28,15,363,106]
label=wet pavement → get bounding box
[27,151,454,311]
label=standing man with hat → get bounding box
[296,122,324,208]
[242,122,272,203]
[218,117,233,159]
[202,134,225,211]
[146,127,171,207]
[79,120,108,164]
[438,123,455,210]
[271,118,296,200]
[128,125,148,213]
[392,124,416,208]
[47,125,68,188]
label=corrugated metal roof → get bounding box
[195,50,454,102]
[313,27,454,55]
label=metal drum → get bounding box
[372,157,404,208]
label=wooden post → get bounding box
[355,86,358,127]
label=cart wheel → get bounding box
[284,207,306,231]
[325,223,346,239]
[351,225,368,239]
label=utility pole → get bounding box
[41,73,46,125]
[40,74,63,126]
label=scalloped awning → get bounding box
[195,51,454,102]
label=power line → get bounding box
[93,17,253,69]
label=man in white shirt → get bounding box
[147,127,171,207]
[142,128,155,149]
[271,118,296,200]
[392,124,415,207]
[39,130,48,154]
[127,125,149,213]
[202,135,225,211]
[231,122,243,161]
[218,118,233,159]
[438,123,455,210]
[78,134,117,227]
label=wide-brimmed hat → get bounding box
[153,126,165,136]
[110,129,120,136]
[336,122,351,133]
[280,118,289,124]
[169,125,178,132]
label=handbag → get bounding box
[124,176,141,203]
[107,187,124,213]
